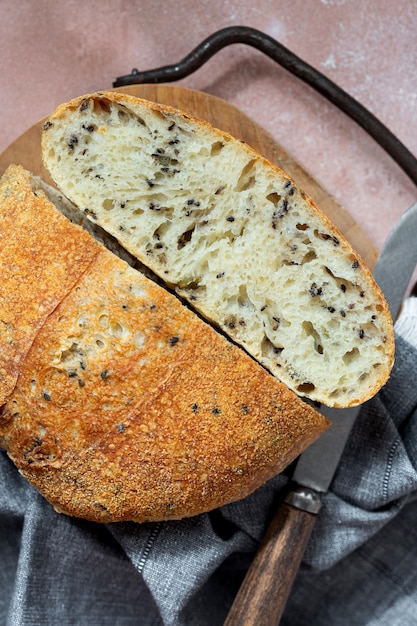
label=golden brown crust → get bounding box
[0,244,328,523]
[0,165,101,405]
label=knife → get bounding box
[224,201,417,626]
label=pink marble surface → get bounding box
[1,0,417,256]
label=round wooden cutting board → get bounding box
[0,84,378,268]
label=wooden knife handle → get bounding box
[224,503,317,626]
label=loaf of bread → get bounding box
[42,91,395,408]
[0,165,328,523]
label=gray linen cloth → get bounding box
[1,302,417,625]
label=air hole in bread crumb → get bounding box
[135,115,147,127]
[236,160,257,192]
[117,108,131,124]
[237,284,253,308]
[343,347,360,365]
[102,199,114,210]
[93,98,111,115]
[296,223,309,231]
[177,227,195,249]
[261,335,283,358]
[210,141,224,157]
[302,321,323,354]
[266,192,281,207]
[314,230,340,245]
[297,382,315,393]
[178,278,204,293]
[301,250,317,264]
[324,265,354,290]
[153,222,172,240]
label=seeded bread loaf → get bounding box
[42,91,394,408]
[0,165,328,523]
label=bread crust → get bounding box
[0,167,328,522]
[41,92,395,407]
[0,165,101,405]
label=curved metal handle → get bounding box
[113,25,417,189]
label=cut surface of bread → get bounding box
[0,166,328,523]
[42,91,395,408]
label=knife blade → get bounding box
[225,201,417,626]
